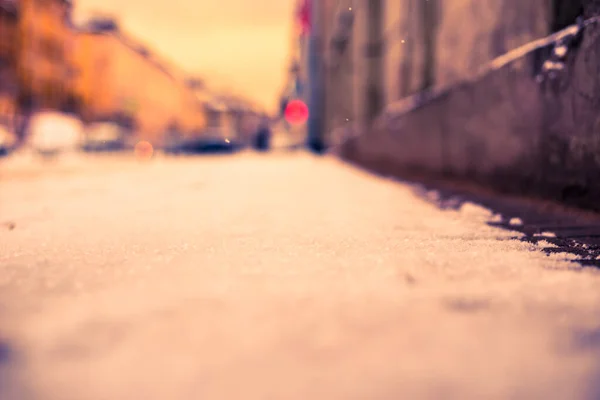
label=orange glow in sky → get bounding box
[73,0,296,113]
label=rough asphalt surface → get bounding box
[1,151,600,399]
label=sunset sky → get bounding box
[73,0,297,112]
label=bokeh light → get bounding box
[134,140,154,160]
[284,99,309,125]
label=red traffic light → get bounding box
[284,99,309,125]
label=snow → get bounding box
[509,217,523,226]
[534,231,557,238]
[458,201,494,221]
[490,213,503,223]
[425,190,440,202]
[535,240,558,249]
[1,153,600,399]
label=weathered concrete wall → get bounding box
[340,17,600,211]
[384,0,430,101]
[381,0,552,99]
[328,0,600,211]
[350,0,368,131]
[324,0,556,144]
[434,0,551,87]
[322,1,355,144]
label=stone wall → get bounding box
[340,12,600,211]
[322,0,355,143]
[324,0,559,144]
[434,0,551,87]
[379,0,553,99]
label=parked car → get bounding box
[25,111,84,158]
[81,121,130,152]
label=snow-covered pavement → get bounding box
[1,152,599,399]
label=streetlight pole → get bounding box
[306,0,325,154]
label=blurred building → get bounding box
[276,0,310,141]
[0,0,18,126]
[16,0,77,112]
[281,0,309,106]
[73,17,206,146]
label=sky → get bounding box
[73,0,297,112]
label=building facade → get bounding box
[73,21,206,146]
[0,0,19,127]
[17,0,75,112]
[279,0,308,108]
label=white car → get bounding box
[26,111,84,157]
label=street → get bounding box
[1,151,600,399]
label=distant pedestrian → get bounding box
[254,115,271,151]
